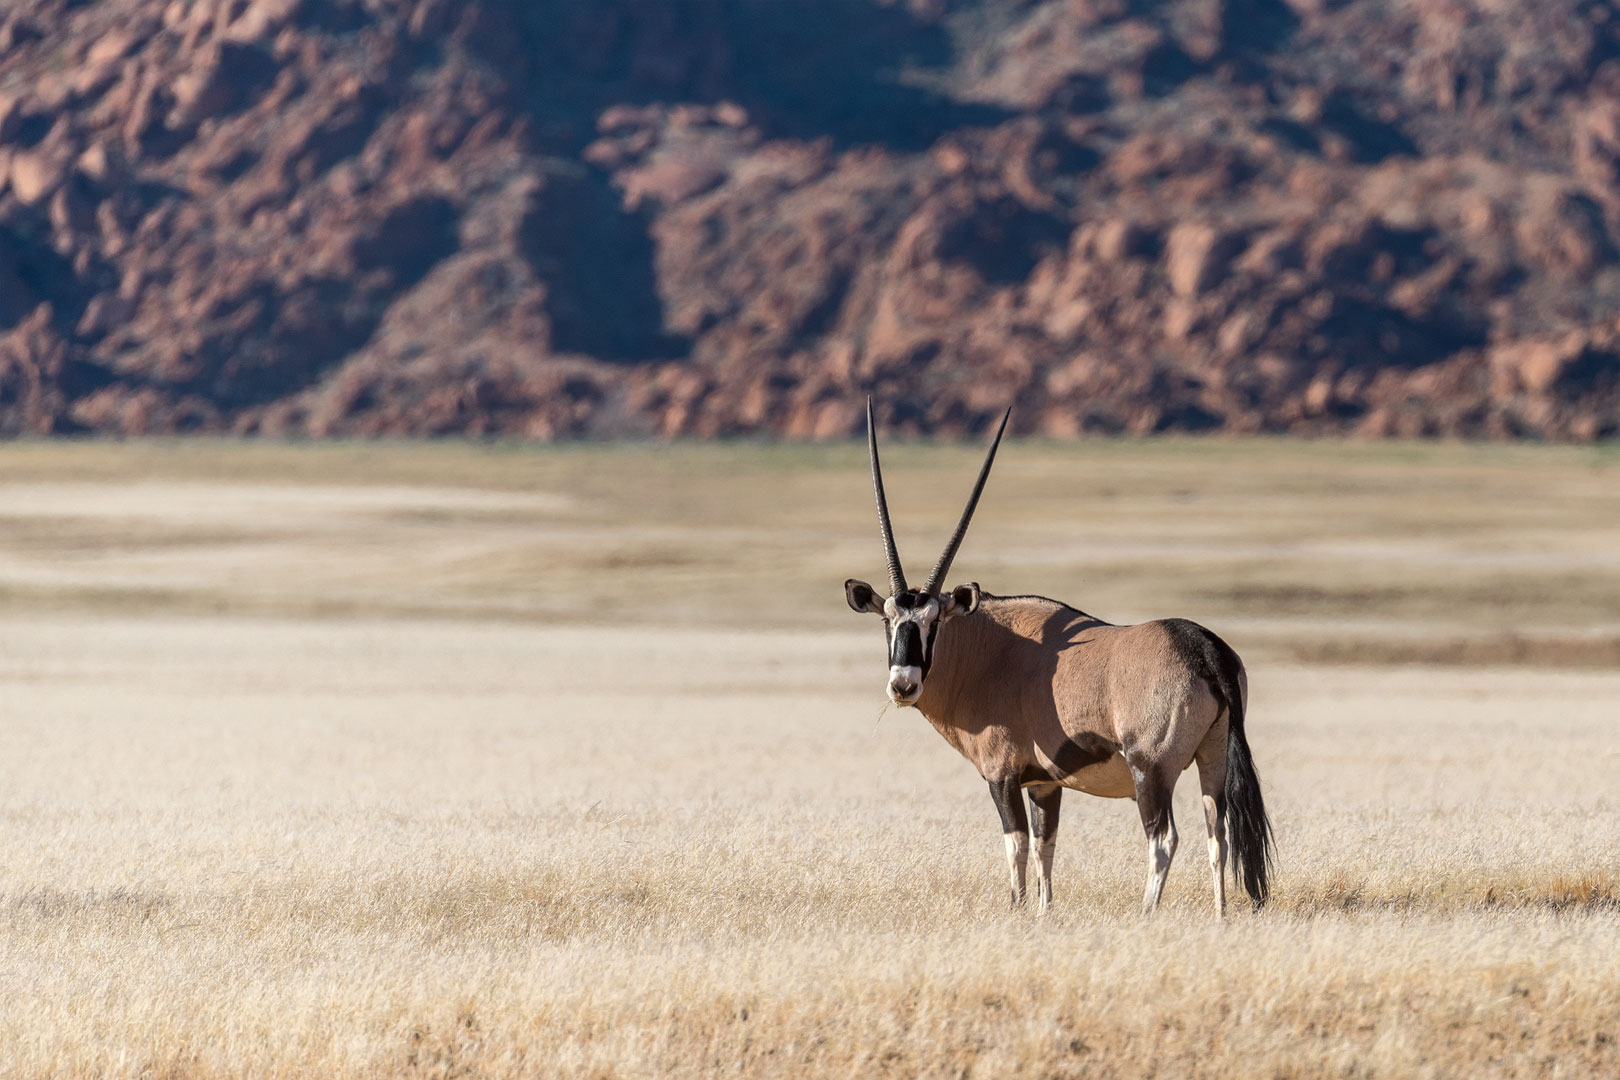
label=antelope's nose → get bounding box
[887,664,923,703]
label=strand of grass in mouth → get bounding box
[873,698,894,734]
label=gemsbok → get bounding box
[844,399,1273,916]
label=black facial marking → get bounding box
[890,620,924,668]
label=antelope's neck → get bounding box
[912,606,1011,720]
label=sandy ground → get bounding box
[1,441,1618,1077]
[1,614,1617,1078]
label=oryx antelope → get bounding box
[844,400,1273,916]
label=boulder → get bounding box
[1490,334,1591,395]
[1165,222,1241,297]
[7,148,67,205]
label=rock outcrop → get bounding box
[3,0,1620,439]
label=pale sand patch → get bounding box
[5,438,1620,641]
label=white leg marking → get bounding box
[1202,793,1227,920]
[1035,837,1056,914]
[1141,822,1178,915]
[1003,831,1029,907]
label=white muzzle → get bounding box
[887,665,923,705]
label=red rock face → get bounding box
[3,0,1620,439]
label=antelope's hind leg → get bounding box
[1131,766,1178,915]
[1194,721,1230,920]
[987,777,1029,908]
[1027,784,1062,914]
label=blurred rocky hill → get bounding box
[4,0,1620,438]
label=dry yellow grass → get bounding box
[1,440,1618,1078]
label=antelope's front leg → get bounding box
[987,777,1029,907]
[1027,784,1062,914]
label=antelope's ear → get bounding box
[845,579,884,614]
[941,582,981,620]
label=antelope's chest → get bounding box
[918,712,1019,774]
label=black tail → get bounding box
[1206,633,1273,909]
[1162,619,1274,909]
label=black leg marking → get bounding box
[1135,776,1172,840]
[1132,766,1179,914]
[988,777,1029,835]
[988,777,1030,907]
[1027,785,1061,845]
[1027,784,1062,911]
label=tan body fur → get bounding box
[908,593,1249,915]
[914,595,1230,799]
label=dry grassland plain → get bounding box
[1,439,1618,1078]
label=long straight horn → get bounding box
[867,397,907,594]
[922,406,1011,596]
